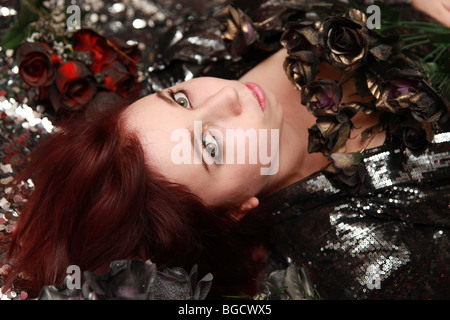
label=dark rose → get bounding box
[301,79,342,116]
[218,6,257,55]
[376,69,421,113]
[319,13,368,71]
[409,83,448,122]
[283,51,319,89]
[103,62,139,99]
[72,29,118,73]
[376,69,448,122]
[281,20,321,53]
[307,118,352,156]
[16,42,56,87]
[50,61,97,112]
[403,125,429,154]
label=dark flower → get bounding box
[15,42,56,87]
[283,51,320,89]
[50,61,97,112]
[103,62,139,99]
[146,264,213,300]
[376,69,448,122]
[37,260,213,300]
[72,29,118,74]
[308,117,352,157]
[409,82,448,122]
[218,6,257,56]
[256,265,319,300]
[319,12,368,71]
[281,20,321,53]
[302,79,343,116]
[402,125,429,154]
[375,69,422,113]
[329,152,367,192]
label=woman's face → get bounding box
[123,77,284,209]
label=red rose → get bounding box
[16,42,56,87]
[72,29,117,73]
[50,61,97,112]
[103,62,139,99]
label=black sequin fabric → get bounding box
[262,131,450,299]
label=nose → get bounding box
[201,86,242,118]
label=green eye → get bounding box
[173,91,191,109]
[203,132,219,158]
[205,142,217,157]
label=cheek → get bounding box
[226,164,263,190]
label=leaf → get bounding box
[1,23,30,49]
[1,0,45,49]
[427,32,450,47]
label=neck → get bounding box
[267,96,329,194]
[240,49,330,195]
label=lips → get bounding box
[244,82,266,112]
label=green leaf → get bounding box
[1,23,30,49]
[1,0,45,49]
[427,32,450,47]
[352,152,363,164]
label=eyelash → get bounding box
[167,88,191,109]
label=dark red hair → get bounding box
[4,101,268,299]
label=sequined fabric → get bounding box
[262,130,450,299]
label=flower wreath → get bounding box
[279,2,450,192]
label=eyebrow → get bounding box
[156,90,177,107]
[156,90,210,173]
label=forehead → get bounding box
[123,94,178,163]
[123,93,208,185]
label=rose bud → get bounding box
[50,61,97,112]
[218,6,257,55]
[307,118,351,157]
[409,82,448,123]
[301,79,343,116]
[283,51,320,89]
[376,69,448,122]
[16,42,56,87]
[281,20,321,53]
[103,62,139,99]
[402,125,429,154]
